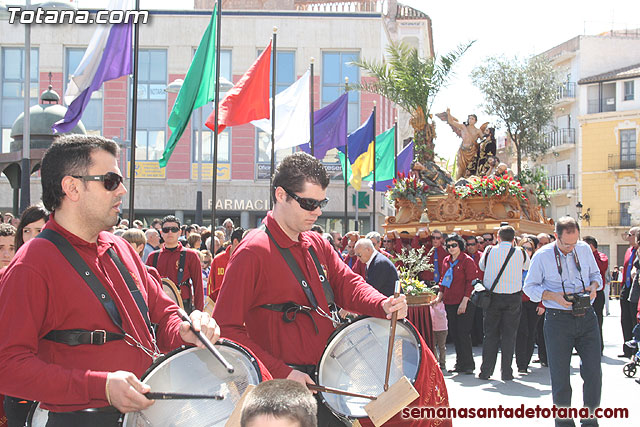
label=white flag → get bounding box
[251,70,310,151]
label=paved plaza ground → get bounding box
[440,300,638,426]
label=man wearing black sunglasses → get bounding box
[146,215,204,314]
[0,135,219,426]
[213,152,408,426]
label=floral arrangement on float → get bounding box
[393,247,438,304]
[452,174,528,202]
[385,173,431,224]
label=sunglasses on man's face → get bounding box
[483,236,494,241]
[281,187,329,211]
[431,235,443,240]
[71,172,123,191]
[446,243,459,249]
[383,240,391,243]
[467,242,477,246]
[162,226,180,233]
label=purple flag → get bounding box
[53,22,133,133]
[370,140,414,192]
[301,93,348,159]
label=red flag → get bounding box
[205,41,272,133]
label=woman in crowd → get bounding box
[515,236,545,373]
[187,232,202,250]
[430,234,479,374]
[15,204,49,249]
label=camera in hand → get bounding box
[564,292,591,316]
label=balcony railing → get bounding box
[546,174,575,191]
[608,154,638,170]
[608,210,632,227]
[556,82,576,100]
[543,128,576,148]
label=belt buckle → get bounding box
[91,330,107,345]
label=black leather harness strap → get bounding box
[37,229,151,346]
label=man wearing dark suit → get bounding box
[355,238,399,297]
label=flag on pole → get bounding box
[341,111,375,190]
[363,127,394,182]
[205,42,272,134]
[52,0,133,134]
[158,5,218,167]
[300,93,348,159]
[370,140,414,192]
[251,70,310,151]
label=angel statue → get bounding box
[436,108,488,179]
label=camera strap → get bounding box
[553,245,586,295]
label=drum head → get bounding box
[316,317,421,419]
[26,402,48,427]
[122,341,262,427]
[162,278,184,309]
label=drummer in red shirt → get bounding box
[213,152,407,426]
[0,135,219,427]
[208,227,244,301]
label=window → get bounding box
[65,48,102,134]
[587,85,599,114]
[1,48,38,153]
[602,82,616,112]
[192,49,231,163]
[620,129,636,168]
[619,186,636,227]
[624,81,634,101]
[256,50,296,168]
[129,50,167,161]
[620,202,631,227]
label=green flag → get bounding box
[159,5,217,167]
[338,151,352,182]
[363,127,394,182]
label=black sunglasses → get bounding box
[71,172,123,191]
[446,243,459,249]
[281,187,329,211]
[162,226,180,233]
[484,236,494,241]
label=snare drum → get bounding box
[122,339,264,427]
[161,278,184,310]
[315,316,422,419]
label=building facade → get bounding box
[0,0,433,232]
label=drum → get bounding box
[161,278,184,310]
[26,402,48,427]
[122,339,264,427]
[315,316,422,419]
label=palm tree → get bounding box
[351,41,474,164]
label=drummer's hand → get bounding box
[287,369,317,393]
[106,371,153,413]
[180,310,221,348]
[382,294,407,319]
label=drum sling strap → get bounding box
[38,229,153,346]
[258,224,341,333]
[152,249,193,312]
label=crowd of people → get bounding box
[0,134,637,427]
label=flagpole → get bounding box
[309,58,315,157]
[372,102,376,232]
[343,77,349,235]
[20,0,31,214]
[128,0,140,224]
[211,2,222,229]
[269,28,278,210]
[394,117,398,179]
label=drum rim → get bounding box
[25,401,41,427]
[161,277,184,310]
[314,315,422,418]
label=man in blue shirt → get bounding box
[524,217,602,427]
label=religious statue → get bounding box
[474,127,497,176]
[436,109,489,180]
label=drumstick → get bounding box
[177,308,234,374]
[307,384,376,400]
[384,281,401,391]
[145,392,224,400]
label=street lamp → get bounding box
[576,201,591,224]
[165,77,232,225]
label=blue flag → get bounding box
[370,140,414,192]
[300,93,348,159]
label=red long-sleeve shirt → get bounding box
[146,242,204,311]
[438,252,479,305]
[208,246,231,301]
[213,212,387,378]
[343,253,366,277]
[0,217,186,412]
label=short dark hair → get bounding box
[40,134,119,212]
[311,224,324,234]
[498,225,515,242]
[465,235,477,244]
[231,227,245,244]
[241,379,317,427]
[445,233,465,251]
[151,218,162,227]
[15,205,49,249]
[583,235,598,248]
[555,216,580,238]
[161,215,181,228]
[272,152,330,204]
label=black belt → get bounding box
[546,307,594,315]
[44,329,125,346]
[262,302,319,334]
